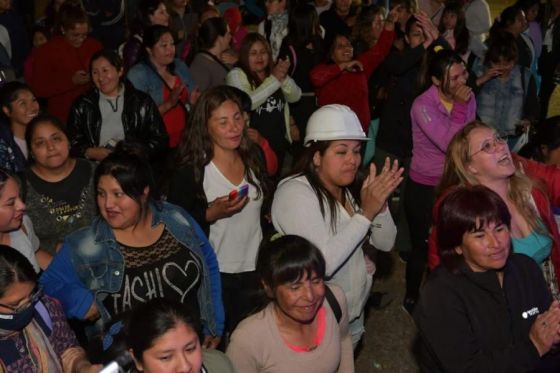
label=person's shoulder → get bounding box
[123,80,152,101]
[36,36,64,54]
[127,62,151,77]
[325,283,347,312]
[421,266,460,297]
[227,66,247,77]
[72,89,97,106]
[277,174,309,189]
[232,307,269,337]
[202,349,236,373]
[508,253,543,275]
[84,37,103,50]
[274,175,313,200]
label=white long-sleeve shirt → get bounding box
[271,175,396,320]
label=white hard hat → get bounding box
[304,104,369,147]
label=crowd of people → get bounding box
[0,0,559,372]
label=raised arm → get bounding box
[226,68,282,110]
[271,180,371,276]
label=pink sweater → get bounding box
[226,284,354,373]
[409,85,477,186]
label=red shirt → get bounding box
[31,36,102,124]
[162,76,189,148]
[310,30,394,132]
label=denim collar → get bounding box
[93,201,164,243]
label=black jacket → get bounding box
[414,254,559,373]
[67,80,169,160]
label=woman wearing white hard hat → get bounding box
[271,104,403,347]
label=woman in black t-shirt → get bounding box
[24,115,96,255]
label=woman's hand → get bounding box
[84,302,100,321]
[476,66,503,87]
[190,87,201,105]
[169,83,185,106]
[206,195,249,222]
[159,84,186,114]
[85,147,112,161]
[247,128,263,145]
[202,335,221,349]
[79,363,103,373]
[289,116,300,142]
[339,60,364,72]
[529,301,560,356]
[452,85,472,104]
[364,254,376,275]
[272,57,290,82]
[221,49,238,65]
[72,70,90,85]
[360,158,404,221]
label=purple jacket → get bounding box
[409,85,476,186]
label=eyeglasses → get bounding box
[0,286,42,314]
[469,136,507,157]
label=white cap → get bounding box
[304,104,369,146]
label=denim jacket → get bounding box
[40,201,224,339]
[476,65,534,136]
[126,59,196,105]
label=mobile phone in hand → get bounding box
[228,184,249,201]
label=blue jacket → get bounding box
[126,58,197,105]
[40,201,224,339]
[475,65,539,136]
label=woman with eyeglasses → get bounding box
[0,246,99,372]
[428,121,560,298]
[31,1,102,124]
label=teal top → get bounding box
[512,229,552,264]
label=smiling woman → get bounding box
[67,49,169,162]
[415,186,560,372]
[0,169,51,272]
[40,142,224,346]
[0,82,39,174]
[30,1,102,123]
[271,105,400,347]
[168,86,270,336]
[428,121,560,298]
[226,235,354,373]
[127,25,198,149]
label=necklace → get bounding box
[106,95,120,113]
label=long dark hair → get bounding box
[438,2,469,56]
[483,31,518,66]
[127,299,201,363]
[284,3,323,50]
[0,82,34,121]
[489,5,524,38]
[25,114,70,165]
[174,86,268,200]
[237,33,273,87]
[288,141,360,232]
[417,45,465,96]
[95,142,160,221]
[197,17,228,51]
[0,245,37,297]
[437,185,512,273]
[142,25,177,73]
[256,235,326,304]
